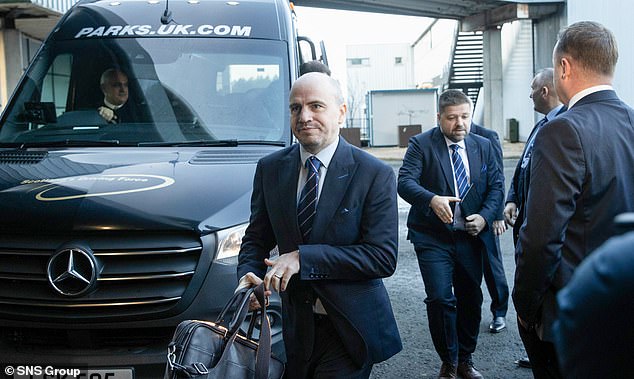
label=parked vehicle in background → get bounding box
[0,0,325,377]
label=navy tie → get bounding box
[451,144,469,198]
[298,156,321,241]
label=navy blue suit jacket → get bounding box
[514,90,634,330]
[553,231,634,378]
[506,106,565,244]
[238,137,402,367]
[470,123,504,220]
[397,127,504,252]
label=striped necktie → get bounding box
[298,156,321,241]
[450,144,469,197]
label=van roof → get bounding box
[52,0,291,41]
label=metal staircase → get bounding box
[446,30,484,106]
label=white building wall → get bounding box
[566,0,634,107]
[346,43,414,91]
[346,43,414,129]
[501,20,535,141]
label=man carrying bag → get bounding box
[237,73,402,379]
[165,282,284,379]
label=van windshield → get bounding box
[0,38,290,146]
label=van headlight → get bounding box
[216,223,248,261]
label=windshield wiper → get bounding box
[139,139,239,147]
[139,139,286,147]
[11,140,122,148]
[238,140,286,147]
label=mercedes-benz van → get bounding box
[0,0,320,376]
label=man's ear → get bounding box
[338,103,347,124]
[560,57,571,80]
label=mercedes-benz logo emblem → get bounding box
[47,247,98,296]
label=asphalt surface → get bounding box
[369,158,533,379]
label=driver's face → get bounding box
[102,71,128,106]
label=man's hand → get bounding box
[465,214,486,236]
[98,106,117,123]
[504,202,518,227]
[492,220,507,236]
[236,272,270,310]
[430,195,461,224]
[264,250,300,293]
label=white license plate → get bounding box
[12,368,133,379]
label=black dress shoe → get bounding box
[438,362,457,379]
[515,356,531,368]
[457,361,483,379]
[489,316,506,333]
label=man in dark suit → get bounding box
[553,228,634,378]
[237,72,401,379]
[398,89,504,379]
[504,68,563,245]
[470,123,509,333]
[504,67,563,370]
[513,21,634,379]
[98,68,134,123]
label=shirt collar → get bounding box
[300,137,339,169]
[104,99,124,110]
[545,104,564,121]
[443,136,466,151]
[568,85,613,109]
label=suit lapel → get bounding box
[309,139,357,243]
[277,145,303,240]
[431,128,455,193]
[465,135,482,185]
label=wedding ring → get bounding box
[274,273,283,279]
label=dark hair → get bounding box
[555,21,618,77]
[299,61,331,76]
[438,89,471,114]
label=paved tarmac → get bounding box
[365,152,532,379]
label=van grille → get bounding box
[0,233,203,320]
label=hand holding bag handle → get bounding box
[207,282,273,379]
[166,282,282,379]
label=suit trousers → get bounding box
[285,314,372,379]
[518,321,562,379]
[482,237,509,317]
[414,231,483,364]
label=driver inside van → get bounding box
[98,68,132,124]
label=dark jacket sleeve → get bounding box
[237,160,277,280]
[472,124,505,219]
[513,120,585,324]
[397,136,438,210]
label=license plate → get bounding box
[12,368,133,379]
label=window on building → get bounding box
[347,58,369,66]
[395,57,403,64]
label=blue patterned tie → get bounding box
[451,144,469,197]
[298,156,321,241]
